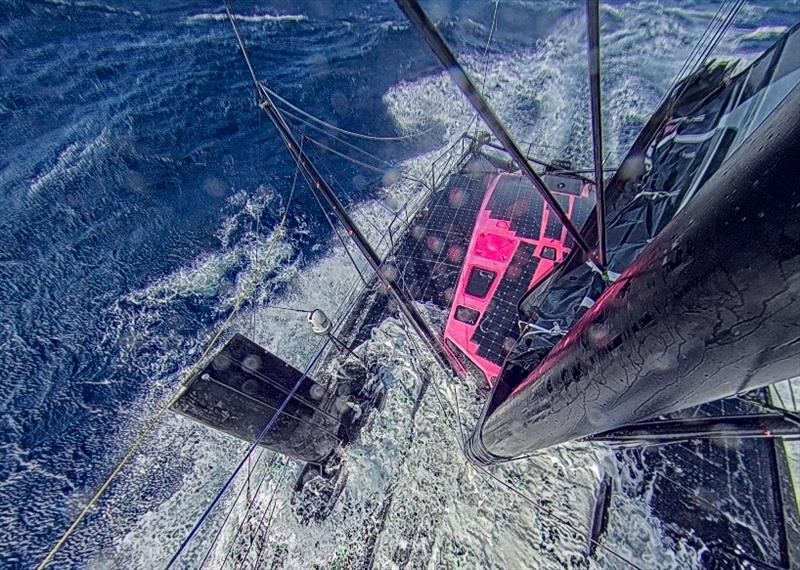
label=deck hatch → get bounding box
[465,267,497,298]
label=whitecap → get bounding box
[186,12,308,24]
[740,25,789,42]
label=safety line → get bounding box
[196,449,267,569]
[213,456,281,569]
[302,134,389,174]
[279,106,396,168]
[298,146,371,288]
[241,462,289,568]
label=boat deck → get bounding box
[443,172,594,385]
[338,154,595,389]
[338,154,498,349]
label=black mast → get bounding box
[224,4,454,371]
[586,0,608,268]
[394,0,600,266]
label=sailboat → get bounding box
[38,1,800,568]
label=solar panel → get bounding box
[543,194,570,240]
[471,242,540,365]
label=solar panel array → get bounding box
[471,242,540,363]
[339,159,596,373]
[392,159,495,308]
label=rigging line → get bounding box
[327,218,408,326]
[262,304,311,314]
[670,0,744,107]
[233,0,455,374]
[400,321,466,451]
[214,454,281,570]
[296,127,438,203]
[262,84,439,142]
[305,142,392,251]
[329,179,430,314]
[415,173,472,302]
[197,449,268,569]
[665,0,731,96]
[451,375,467,447]
[473,0,500,137]
[35,103,297,570]
[479,0,500,94]
[302,134,388,174]
[223,0,260,89]
[681,0,739,83]
[279,106,396,168]
[300,132,433,197]
[165,336,332,569]
[548,167,618,175]
[683,1,730,74]
[689,0,741,75]
[233,484,287,570]
[297,148,370,288]
[246,462,290,568]
[331,270,371,326]
[789,380,798,411]
[394,0,598,266]
[213,357,345,432]
[715,547,787,570]
[699,0,745,69]
[252,104,262,343]
[246,454,251,526]
[740,393,800,424]
[303,133,434,195]
[772,385,790,410]
[248,135,303,324]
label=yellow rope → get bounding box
[37,187,295,569]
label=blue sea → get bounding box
[2,1,799,567]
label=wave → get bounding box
[108,27,670,559]
[29,126,110,195]
[43,0,144,17]
[186,12,308,24]
[740,25,789,42]
[125,187,295,311]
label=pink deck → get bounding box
[443,172,594,386]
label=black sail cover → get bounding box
[507,22,800,386]
[171,334,342,463]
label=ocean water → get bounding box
[1,1,799,568]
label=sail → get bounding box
[471,21,800,458]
